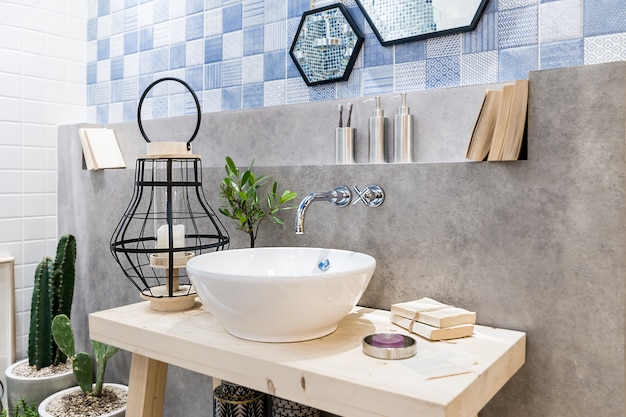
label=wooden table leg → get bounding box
[126,353,168,417]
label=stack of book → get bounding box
[390,297,476,341]
[465,79,529,161]
[78,127,126,170]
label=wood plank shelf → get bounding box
[89,302,525,417]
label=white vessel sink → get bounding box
[186,247,376,342]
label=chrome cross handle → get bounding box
[352,185,385,207]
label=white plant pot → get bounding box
[5,359,76,412]
[38,383,127,417]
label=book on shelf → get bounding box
[391,314,474,341]
[466,79,529,162]
[78,128,126,170]
[465,89,502,161]
[390,297,476,329]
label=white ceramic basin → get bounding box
[186,247,376,342]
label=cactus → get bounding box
[52,314,119,397]
[27,234,76,369]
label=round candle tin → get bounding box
[362,333,417,360]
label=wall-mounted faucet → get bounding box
[295,186,351,234]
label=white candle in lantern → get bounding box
[156,224,185,250]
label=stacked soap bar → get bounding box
[390,297,476,341]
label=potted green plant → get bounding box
[38,314,126,417]
[219,156,297,248]
[0,398,38,417]
[4,235,77,413]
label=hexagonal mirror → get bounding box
[356,0,490,46]
[290,3,364,86]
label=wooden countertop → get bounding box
[89,301,525,417]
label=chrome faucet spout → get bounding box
[295,186,351,234]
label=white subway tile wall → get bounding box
[0,0,87,359]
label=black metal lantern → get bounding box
[110,77,229,311]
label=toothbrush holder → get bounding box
[335,127,356,164]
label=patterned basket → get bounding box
[271,397,320,417]
[213,382,265,417]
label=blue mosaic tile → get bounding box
[425,56,460,89]
[98,39,110,60]
[223,4,243,33]
[244,25,264,56]
[263,79,286,106]
[337,67,362,99]
[138,51,154,75]
[223,31,243,59]
[264,51,284,82]
[124,7,138,31]
[363,34,393,67]
[152,96,168,118]
[186,13,204,40]
[154,0,169,24]
[540,39,583,70]
[205,36,223,63]
[170,44,186,69]
[111,56,124,80]
[584,0,626,37]
[222,59,242,87]
[123,78,137,101]
[87,62,97,84]
[222,86,242,110]
[139,75,155,97]
[243,83,264,108]
[185,65,204,91]
[139,27,153,51]
[463,10,497,53]
[584,33,626,64]
[498,5,538,49]
[498,45,538,81]
[309,83,336,102]
[204,62,222,89]
[286,58,300,79]
[265,0,285,23]
[288,0,309,19]
[264,21,285,52]
[394,61,426,92]
[426,34,461,58]
[461,50,498,85]
[243,55,263,84]
[187,0,204,15]
[395,41,426,64]
[124,31,138,54]
[99,0,110,16]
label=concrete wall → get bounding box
[58,62,625,417]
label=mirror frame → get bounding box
[289,3,364,86]
[355,0,490,46]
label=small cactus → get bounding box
[27,234,77,369]
[52,314,118,397]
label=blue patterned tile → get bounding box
[186,13,203,40]
[139,27,153,51]
[222,59,242,87]
[498,45,537,81]
[362,65,393,96]
[223,4,242,33]
[204,36,223,63]
[288,0,309,19]
[395,41,426,64]
[125,0,138,7]
[463,10,498,53]
[124,7,138,31]
[425,56,460,89]
[223,31,243,59]
[124,31,138,54]
[461,50,498,85]
[244,0,264,27]
[139,75,155,97]
[185,65,203,91]
[394,60,426,92]
[426,34,461,58]
[186,39,204,66]
[286,58,300,79]
[169,94,186,116]
[265,0,285,23]
[152,96,168,118]
[584,33,626,65]
[112,11,125,34]
[309,83,336,102]
[170,44,186,69]
[88,18,98,41]
[204,62,222,89]
[111,56,124,79]
[264,21,285,52]
[584,0,626,37]
[499,0,537,11]
[540,0,582,43]
[244,25,264,56]
[99,0,110,16]
[110,79,124,102]
[187,0,203,15]
[110,34,124,57]
[286,77,309,104]
[87,85,97,106]
[153,0,168,23]
[264,51,284,81]
[87,62,97,84]
[498,5,538,49]
[123,78,137,101]
[363,34,393,67]
[222,86,242,110]
[205,9,223,36]
[98,39,110,60]
[540,39,583,70]
[139,51,153,75]
[263,79,285,106]
[123,100,137,122]
[96,104,109,124]
[337,68,362,98]
[153,47,169,72]
[243,55,264,84]
[243,83,264,108]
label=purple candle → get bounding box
[370,333,405,348]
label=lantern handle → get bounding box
[137,77,201,151]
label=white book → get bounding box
[391,297,476,328]
[391,314,474,341]
[79,128,126,170]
